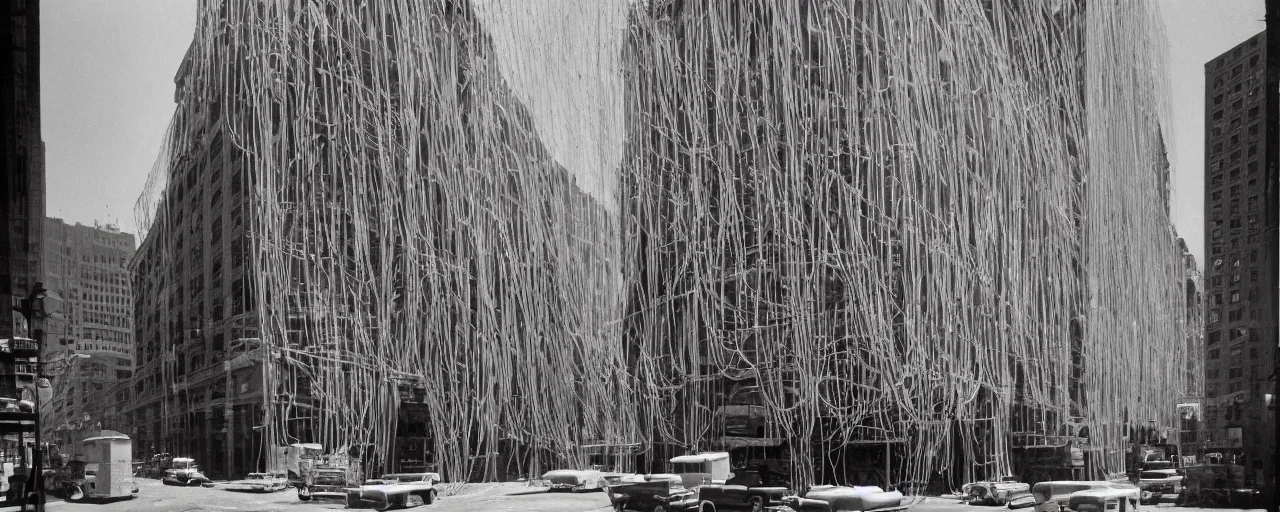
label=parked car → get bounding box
[345,472,440,509]
[48,464,141,502]
[223,472,289,493]
[963,476,1030,506]
[1065,487,1140,512]
[782,485,906,512]
[160,457,212,487]
[610,452,794,512]
[297,466,349,502]
[608,474,699,511]
[698,468,791,512]
[1015,480,1137,512]
[1136,469,1182,504]
[542,465,620,492]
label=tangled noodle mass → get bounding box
[133,0,1197,488]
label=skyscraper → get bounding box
[1,0,46,339]
[1202,30,1272,485]
[40,218,136,445]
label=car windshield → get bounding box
[670,463,706,475]
[1141,471,1172,479]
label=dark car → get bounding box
[698,470,791,512]
[298,467,348,502]
[608,475,699,511]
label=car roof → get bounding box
[670,452,729,463]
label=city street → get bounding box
[0,0,1274,509]
[44,479,614,512]
[39,480,1268,512]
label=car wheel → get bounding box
[428,490,437,504]
[701,502,718,512]
[653,506,666,512]
[749,496,765,512]
[69,484,85,502]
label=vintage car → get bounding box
[782,485,906,512]
[963,476,1031,506]
[1135,469,1181,504]
[1065,488,1140,512]
[345,472,440,510]
[1013,480,1136,512]
[224,472,289,493]
[542,465,621,492]
[609,452,793,512]
[297,466,349,502]
[160,457,213,487]
[608,474,699,511]
[697,468,791,512]
[45,460,141,502]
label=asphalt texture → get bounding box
[35,480,1267,512]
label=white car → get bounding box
[345,473,440,509]
[962,476,1030,505]
[1137,469,1183,503]
[541,466,622,492]
[224,472,289,493]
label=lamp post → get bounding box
[12,282,49,512]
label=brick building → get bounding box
[124,40,263,479]
[1201,30,1273,485]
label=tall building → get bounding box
[125,39,261,478]
[40,218,136,446]
[1201,30,1272,486]
[1,0,46,339]
[131,0,1192,487]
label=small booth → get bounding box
[81,431,136,500]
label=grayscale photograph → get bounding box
[0,1,1276,511]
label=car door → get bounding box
[719,471,762,509]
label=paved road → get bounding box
[43,479,614,512]
[41,482,1265,512]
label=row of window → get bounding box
[1206,342,1267,361]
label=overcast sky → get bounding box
[40,1,1265,266]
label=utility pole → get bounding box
[1266,2,1279,511]
[12,282,49,512]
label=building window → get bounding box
[1209,348,1220,360]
